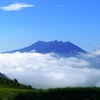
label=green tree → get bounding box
[14,78,18,83]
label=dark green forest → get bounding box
[0,76,100,100]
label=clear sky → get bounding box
[0,0,100,52]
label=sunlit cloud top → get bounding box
[0,50,100,88]
[0,2,35,11]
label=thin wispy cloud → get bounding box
[0,2,35,11]
[57,5,63,7]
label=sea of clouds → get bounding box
[0,51,100,89]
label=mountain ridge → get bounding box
[4,40,87,56]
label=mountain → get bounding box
[6,40,87,56]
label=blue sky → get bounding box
[0,0,100,52]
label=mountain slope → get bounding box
[6,40,87,55]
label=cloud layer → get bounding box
[0,2,35,11]
[0,51,100,89]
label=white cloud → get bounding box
[0,51,100,89]
[0,2,35,11]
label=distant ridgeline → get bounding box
[4,40,87,56]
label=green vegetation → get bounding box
[0,77,33,89]
[1,76,100,100]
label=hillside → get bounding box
[0,72,7,78]
[0,76,33,89]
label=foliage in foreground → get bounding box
[0,77,100,100]
[1,87,100,100]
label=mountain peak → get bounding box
[6,40,87,56]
